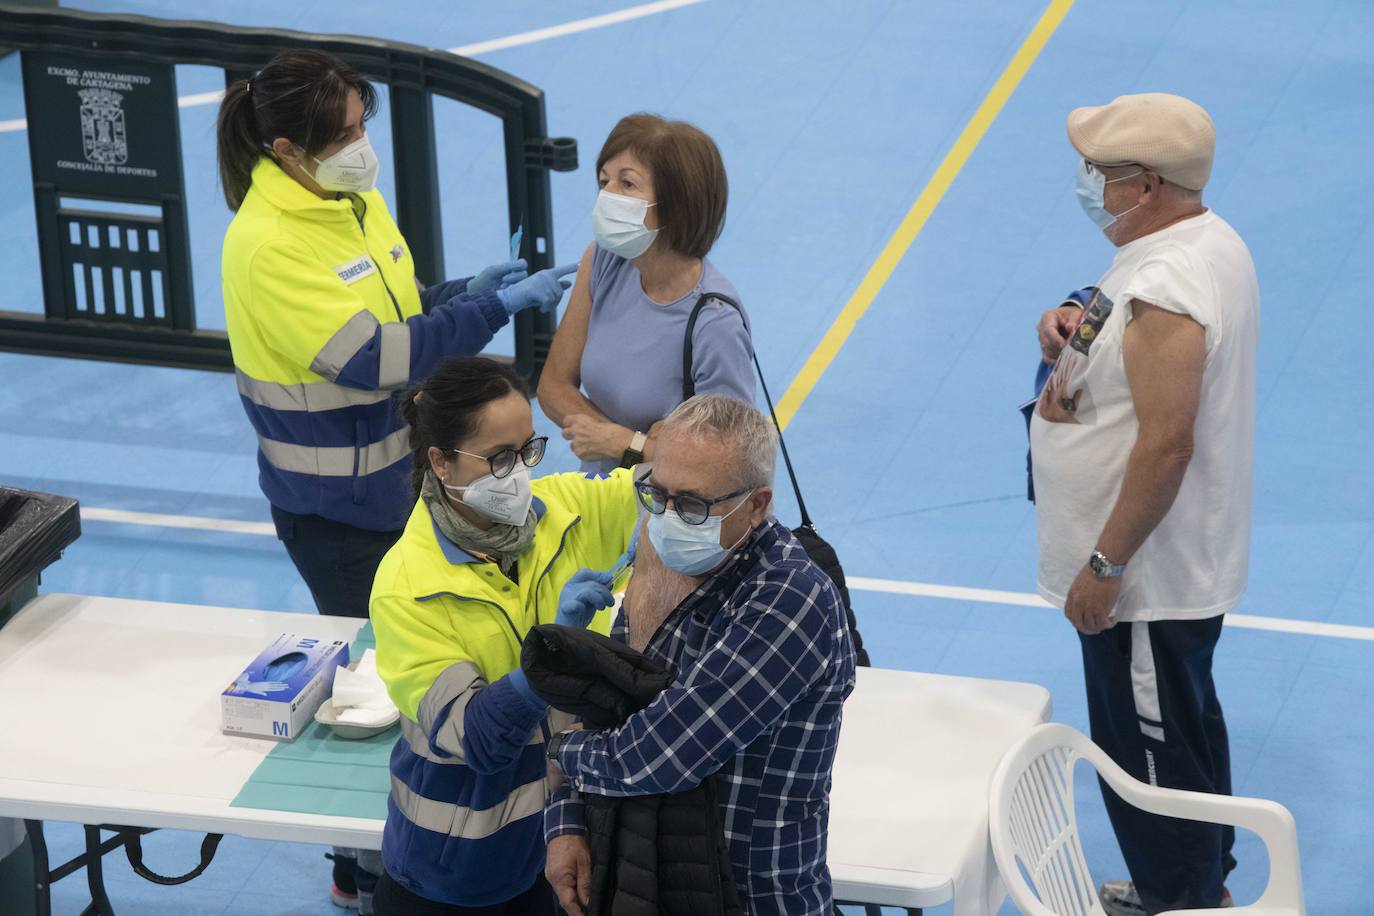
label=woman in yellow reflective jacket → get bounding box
[214,48,574,908]
[369,356,638,914]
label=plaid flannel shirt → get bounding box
[545,519,857,916]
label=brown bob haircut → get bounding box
[595,113,728,259]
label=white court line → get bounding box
[448,0,708,56]
[78,507,1374,643]
[0,0,709,133]
[81,506,275,537]
[849,575,1374,642]
[178,89,228,108]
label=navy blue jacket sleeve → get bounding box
[333,289,509,391]
[419,277,473,315]
[458,673,549,775]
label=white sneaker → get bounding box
[1099,881,1146,916]
[1098,880,1234,914]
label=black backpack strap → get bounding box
[680,293,717,403]
[123,829,223,885]
[682,293,813,529]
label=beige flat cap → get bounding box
[1067,93,1215,190]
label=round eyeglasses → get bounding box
[634,470,751,526]
[445,435,547,479]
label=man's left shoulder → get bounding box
[739,524,843,613]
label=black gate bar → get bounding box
[0,5,578,381]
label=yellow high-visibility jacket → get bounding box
[222,156,508,530]
[370,469,638,906]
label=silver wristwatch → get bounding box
[1089,549,1127,579]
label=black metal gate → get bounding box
[0,5,578,381]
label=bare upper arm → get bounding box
[1122,299,1206,446]
[537,242,597,404]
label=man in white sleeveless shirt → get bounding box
[1031,93,1259,915]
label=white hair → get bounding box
[1156,173,1203,203]
[660,394,777,490]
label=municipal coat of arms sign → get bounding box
[21,51,183,197]
[78,88,128,165]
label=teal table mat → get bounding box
[230,622,393,821]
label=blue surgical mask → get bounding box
[1075,160,1143,231]
[592,190,659,259]
[647,490,755,576]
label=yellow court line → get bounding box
[774,0,1076,430]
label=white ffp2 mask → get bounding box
[310,135,380,193]
[443,464,533,526]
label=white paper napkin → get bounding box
[331,649,397,726]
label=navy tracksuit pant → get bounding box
[1079,616,1237,914]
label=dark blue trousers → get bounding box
[1079,616,1237,915]
[271,506,403,618]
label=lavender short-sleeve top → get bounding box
[578,245,755,474]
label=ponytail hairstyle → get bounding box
[216,48,378,211]
[398,357,532,500]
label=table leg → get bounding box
[24,819,52,916]
[80,825,116,915]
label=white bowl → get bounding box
[314,696,399,740]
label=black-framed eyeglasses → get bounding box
[445,435,547,479]
[634,469,752,526]
[1084,159,1147,182]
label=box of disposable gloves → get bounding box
[221,634,349,742]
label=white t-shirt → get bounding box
[1031,210,1259,621]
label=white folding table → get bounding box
[0,594,1050,915]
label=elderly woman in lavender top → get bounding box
[538,113,755,474]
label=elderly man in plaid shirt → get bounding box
[542,394,857,916]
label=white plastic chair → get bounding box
[988,723,1304,916]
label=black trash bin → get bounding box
[0,488,79,914]
[0,487,80,628]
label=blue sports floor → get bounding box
[2,1,1371,913]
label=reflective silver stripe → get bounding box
[400,715,466,765]
[400,702,547,766]
[257,426,411,477]
[378,322,412,389]
[235,368,392,412]
[417,661,484,759]
[360,426,412,478]
[391,773,547,840]
[310,310,380,381]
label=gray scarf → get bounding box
[420,469,537,575]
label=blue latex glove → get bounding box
[608,523,640,591]
[467,259,528,295]
[232,673,290,697]
[496,264,578,316]
[554,568,615,629]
